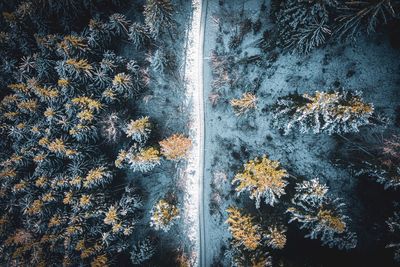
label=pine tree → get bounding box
[357,134,400,190]
[226,207,263,251]
[272,0,337,54]
[130,238,156,265]
[287,179,357,250]
[232,155,288,208]
[124,116,152,143]
[150,199,180,232]
[230,92,257,116]
[272,90,375,135]
[144,0,174,38]
[335,0,398,40]
[159,134,192,160]
[266,226,287,249]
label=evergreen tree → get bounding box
[150,198,180,232]
[130,238,156,265]
[287,179,357,250]
[226,207,263,251]
[272,90,375,135]
[232,155,288,208]
[144,0,174,38]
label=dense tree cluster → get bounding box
[0,0,189,266]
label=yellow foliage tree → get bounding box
[159,134,191,160]
[233,155,288,208]
[230,92,257,115]
[226,207,262,250]
[150,199,179,232]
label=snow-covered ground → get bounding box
[202,0,400,265]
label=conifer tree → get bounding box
[230,92,257,116]
[272,90,375,135]
[0,4,164,265]
[232,155,288,208]
[130,238,156,265]
[226,207,263,250]
[150,198,180,232]
[159,134,192,160]
[287,179,357,250]
[144,0,174,38]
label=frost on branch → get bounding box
[272,90,375,135]
[287,179,357,250]
[150,199,179,232]
[232,155,288,208]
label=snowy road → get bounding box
[199,2,208,267]
[181,0,205,266]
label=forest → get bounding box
[0,0,399,266]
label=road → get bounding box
[199,1,208,266]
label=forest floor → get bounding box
[203,0,400,266]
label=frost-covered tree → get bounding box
[115,117,162,172]
[226,207,263,251]
[232,155,288,208]
[125,116,152,143]
[144,0,174,38]
[150,199,180,232]
[287,179,357,250]
[230,92,257,116]
[266,226,287,250]
[356,134,400,190]
[272,90,375,135]
[271,0,337,54]
[130,238,156,265]
[335,0,398,40]
[128,22,151,48]
[118,146,161,173]
[159,134,192,160]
